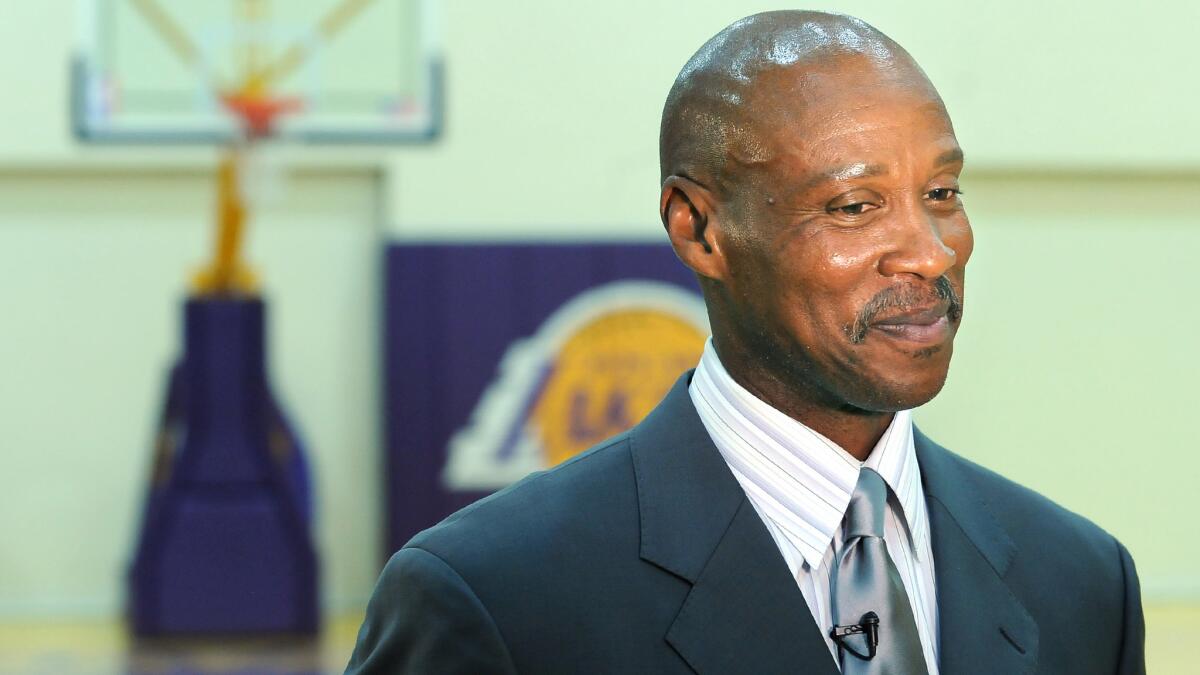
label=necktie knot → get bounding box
[844,468,887,540]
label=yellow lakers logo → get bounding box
[442,281,709,490]
[532,309,706,466]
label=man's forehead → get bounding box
[738,53,940,124]
[754,50,935,97]
[734,63,955,166]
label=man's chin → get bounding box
[842,366,952,413]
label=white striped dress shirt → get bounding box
[688,340,940,672]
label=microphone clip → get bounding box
[830,611,880,661]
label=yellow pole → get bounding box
[193,149,257,296]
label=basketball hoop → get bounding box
[75,0,442,295]
[220,91,305,140]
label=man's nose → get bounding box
[877,197,957,280]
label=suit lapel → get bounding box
[630,374,837,675]
[665,499,839,674]
[915,430,1039,674]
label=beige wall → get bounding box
[1,0,1196,669]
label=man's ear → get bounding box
[659,176,729,282]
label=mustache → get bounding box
[846,276,963,344]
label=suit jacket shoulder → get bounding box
[407,431,642,587]
[915,430,1145,674]
[935,441,1119,557]
[353,430,707,673]
[349,373,835,674]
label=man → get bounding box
[348,11,1145,674]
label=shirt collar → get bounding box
[689,339,930,568]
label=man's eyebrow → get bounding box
[936,147,964,166]
[796,149,962,193]
[801,162,888,191]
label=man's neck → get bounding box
[711,343,894,461]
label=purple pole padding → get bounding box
[129,297,319,635]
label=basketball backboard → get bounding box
[74,0,442,144]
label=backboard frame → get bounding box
[72,0,444,145]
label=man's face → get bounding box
[715,57,973,413]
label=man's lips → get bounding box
[869,302,952,344]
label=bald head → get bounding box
[657,12,970,452]
[659,11,936,193]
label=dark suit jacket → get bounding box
[347,373,1145,674]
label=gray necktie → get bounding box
[830,468,929,675]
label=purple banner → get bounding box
[383,243,705,556]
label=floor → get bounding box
[0,615,362,675]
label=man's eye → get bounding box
[831,202,878,216]
[927,188,961,201]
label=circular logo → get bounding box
[532,309,706,466]
[442,280,709,490]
